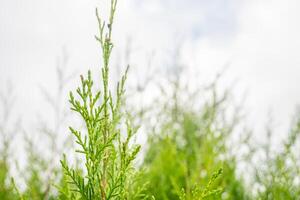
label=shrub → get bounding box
[135,71,249,199]
[251,113,300,199]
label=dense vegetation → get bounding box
[0,0,299,199]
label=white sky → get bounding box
[0,0,299,142]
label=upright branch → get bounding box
[95,0,117,196]
[60,0,140,199]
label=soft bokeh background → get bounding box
[0,0,299,139]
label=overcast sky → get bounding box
[0,0,299,140]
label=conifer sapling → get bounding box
[60,0,140,199]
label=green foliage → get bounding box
[177,168,223,200]
[0,86,19,200]
[136,74,249,200]
[252,114,300,199]
[0,160,18,200]
[20,137,53,200]
[1,1,300,200]
[12,49,74,200]
[60,0,141,199]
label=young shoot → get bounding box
[60,0,140,199]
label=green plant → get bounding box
[251,113,300,199]
[178,168,223,200]
[60,0,141,199]
[37,48,76,199]
[21,135,49,200]
[2,1,300,199]
[0,85,19,200]
[134,65,249,200]
[11,49,75,200]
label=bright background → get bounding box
[0,0,299,140]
